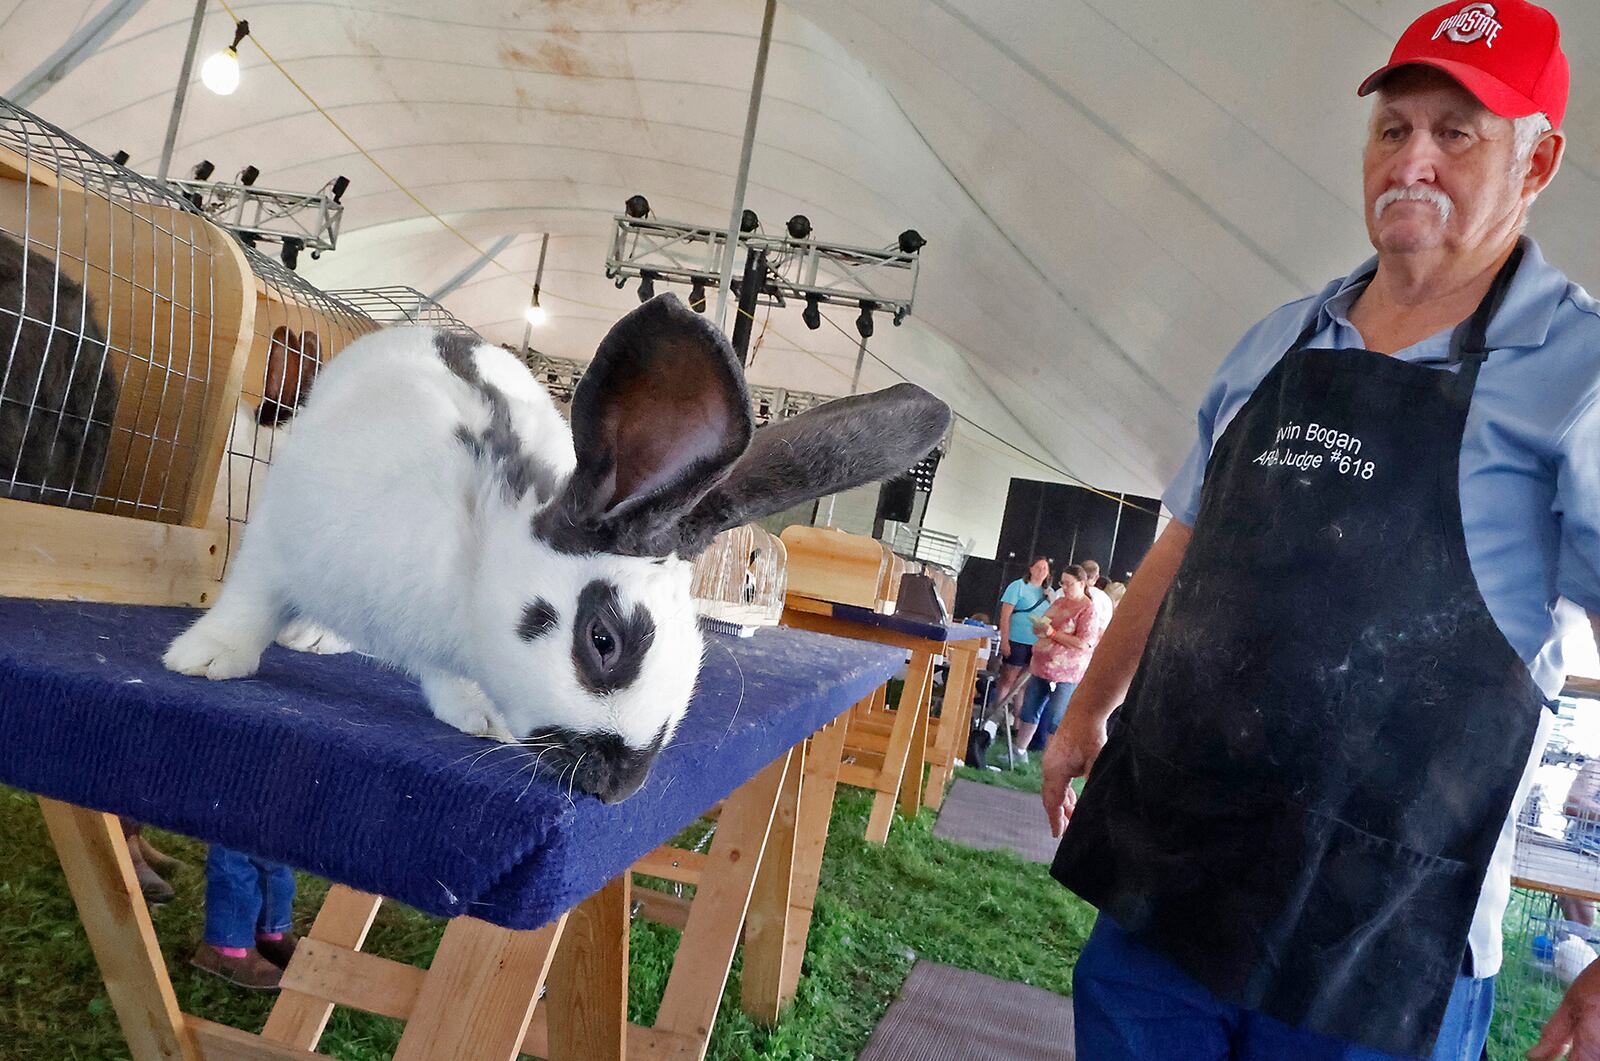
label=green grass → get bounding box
[0,781,1093,1060]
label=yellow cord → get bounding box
[211,0,1161,518]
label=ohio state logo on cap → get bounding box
[1433,2,1503,47]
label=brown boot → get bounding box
[190,946,282,991]
[126,838,174,905]
[255,934,300,970]
[135,833,185,876]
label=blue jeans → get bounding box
[1020,676,1076,731]
[1073,917,1494,1060]
[203,845,295,949]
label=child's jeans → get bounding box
[203,845,295,949]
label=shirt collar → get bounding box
[1313,236,1568,351]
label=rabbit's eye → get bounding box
[589,621,617,661]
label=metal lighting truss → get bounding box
[520,348,839,427]
[161,177,344,256]
[604,216,919,321]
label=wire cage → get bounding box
[1490,684,1600,1059]
[689,523,787,636]
[323,285,478,336]
[0,95,251,526]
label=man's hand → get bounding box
[1531,960,1600,1060]
[999,637,1011,658]
[1042,708,1108,838]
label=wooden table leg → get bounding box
[864,649,933,844]
[897,661,932,821]
[391,914,566,1061]
[546,875,629,1061]
[655,751,792,1060]
[923,642,980,811]
[37,797,201,1061]
[780,713,849,1004]
[741,739,805,1024]
[262,885,383,1050]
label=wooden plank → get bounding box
[0,499,222,606]
[391,914,565,1061]
[865,651,933,843]
[1568,675,1600,700]
[897,657,933,821]
[780,607,937,653]
[654,752,792,1060]
[838,761,885,791]
[275,939,421,1021]
[631,887,694,931]
[741,739,804,1024]
[262,887,383,1050]
[632,846,708,885]
[780,715,851,1004]
[189,1019,318,1061]
[547,875,630,1061]
[37,798,201,1061]
[923,643,980,811]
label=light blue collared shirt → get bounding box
[1163,237,1600,700]
[1161,238,1600,974]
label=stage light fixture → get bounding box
[201,20,250,95]
[330,176,350,203]
[740,209,760,233]
[192,160,215,181]
[897,229,927,254]
[239,165,260,186]
[688,279,707,313]
[786,214,812,239]
[856,300,876,339]
[281,236,303,271]
[112,150,130,166]
[802,293,822,330]
[637,270,657,302]
[625,195,651,219]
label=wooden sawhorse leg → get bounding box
[922,642,981,811]
[37,797,200,1061]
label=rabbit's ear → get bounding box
[536,294,753,556]
[673,382,951,555]
[258,325,299,427]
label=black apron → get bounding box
[1053,244,1550,1057]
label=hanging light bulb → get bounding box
[201,21,251,96]
[525,298,546,326]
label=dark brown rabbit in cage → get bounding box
[0,231,118,509]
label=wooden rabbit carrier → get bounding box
[779,524,901,611]
[690,523,788,636]
[0,96,255,605]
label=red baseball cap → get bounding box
[1357,0,1569,129]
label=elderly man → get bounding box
[1042,2,1600,1059]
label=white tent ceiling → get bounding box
[3,0,1597,542]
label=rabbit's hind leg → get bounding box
[420,671,516,743]
[163,567,288,680]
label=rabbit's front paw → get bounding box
[277,619,352,655]
[422,673,517,743]
[163,625,263,680]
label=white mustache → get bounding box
[1374,184,1453,224]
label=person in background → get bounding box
[189,848,300,990]
[995,556,1052,714]
[1017,566,1114,758]
[1079,559,1102,591]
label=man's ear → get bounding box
[674,382,951,556]
[534,294,753,556]
[1524,129,1564,201]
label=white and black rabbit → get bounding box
[165,293,950,803]
[0,231,118,509]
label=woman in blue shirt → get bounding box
[996,556,1052,716]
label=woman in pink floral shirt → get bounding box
[1014,565,1114,758]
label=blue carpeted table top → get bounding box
[826,605,995,645]
[0,597,902,929]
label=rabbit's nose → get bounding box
[576,747,656,804]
